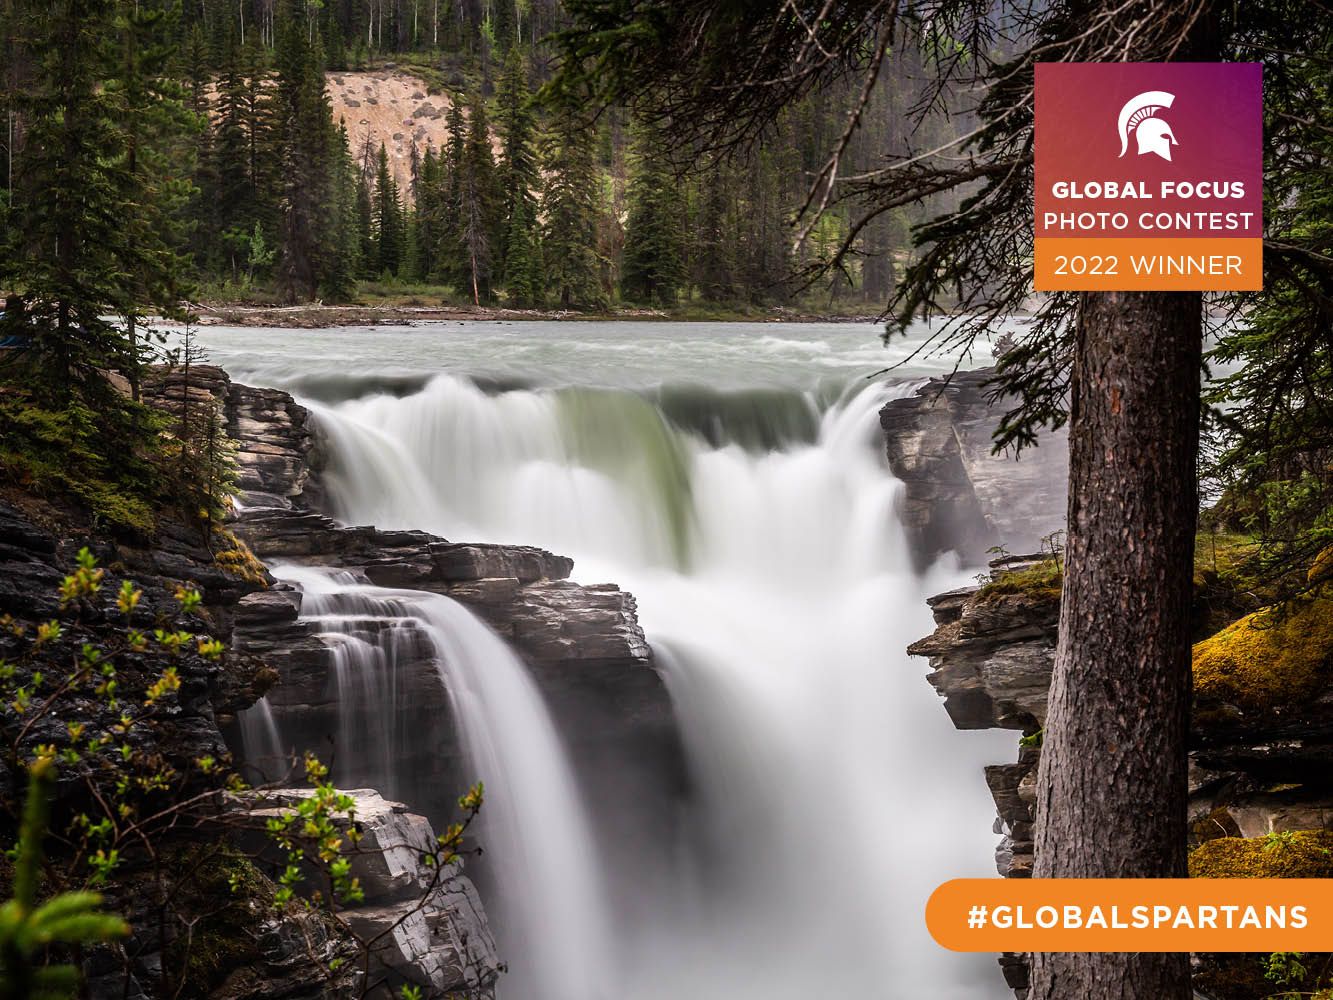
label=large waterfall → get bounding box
[212,321,1014,999]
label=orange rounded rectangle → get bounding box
[927,878,1333,952]
[1034,237,1262,291]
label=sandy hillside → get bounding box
[327,69,456,200]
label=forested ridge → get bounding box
[0,0,962,314]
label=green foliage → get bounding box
[1264,952,1308,988]
[542,111,607,310]
[0,391,164,535]
[621,122,685,307]
[0,758,130,1000]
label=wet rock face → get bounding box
[911,560,1333,999]
[879,368,1069,569]
[243,789,500,998]
[907,570,1058,732]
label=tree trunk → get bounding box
[1029,291,1201,1000]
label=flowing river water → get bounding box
[204,320,1019,1000]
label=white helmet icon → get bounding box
[1117,90,1177,162]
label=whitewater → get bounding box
[208,320,1017,999]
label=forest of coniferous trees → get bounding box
[0,0,960,314]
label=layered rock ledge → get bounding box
[218,373,683,872]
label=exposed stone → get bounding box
[242,788,500,998]
[907,558,1058,732]
[879,368,1068,568]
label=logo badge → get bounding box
[1117,90,1177,161]
[1034,62,1262,292]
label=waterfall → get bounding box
[269,565,614,1000]
[299,370,1013,999]
[237,695,287,785]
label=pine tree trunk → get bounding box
[1029,291,1201,1000]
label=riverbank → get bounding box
[181,300,887,328]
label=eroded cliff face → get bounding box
[879,369,1069,569]
[887,369,1333,999]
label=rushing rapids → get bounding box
[213,321,1016,999]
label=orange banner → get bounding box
[927,878,1333,952]
[1034,237,1262,291]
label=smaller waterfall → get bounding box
[237,695,287,784]
[267,565,615,1000]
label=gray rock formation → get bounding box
[244,788,499,997]
[879,368,1068,568]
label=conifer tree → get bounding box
[621,123,684,306]
[111,0,196,398]
[0,0,178,401]
[272,0,333,301]
[541,111,605,310]
[373,142,405,276]
[695,157,737,303]
[413,143,445,280]
[323,122,362,300]
[452,93,499,303]
[495,45,541,303]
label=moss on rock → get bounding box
[1189,830,1333,879]
[1192,597,1333,713]
[977,558,1063,601]
[160,844,272,997]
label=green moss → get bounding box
[161,844,272,997]
[1189,830,1333,879]
[214,532,268,587]
[977,558,1063,601]
[0,391,161,535]
[1192,597,1333,712]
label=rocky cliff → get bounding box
[879,368,1069,568]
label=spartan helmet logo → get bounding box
[1117,90,1178,161]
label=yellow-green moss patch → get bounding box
[1189,830,1333,879]
[978,559,1063,601]
[1192,597,1333,712]
[214,532,268,587]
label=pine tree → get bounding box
[541,111,605,310]
[323,122,362,300]
[621,123,684,306]
[211,29,253,278]
[452,92,499,303]
[495,45,541,304]
[413,143,444,280]
[272,0,333,301]
[182,25,219,273]
[695,157,737,303]
[373,142,404,276]
[0,0,176,401]
[110,0,197,398]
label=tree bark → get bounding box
[1029,291,1201,1000]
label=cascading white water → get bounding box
[237,695,287,784]
[298,369,1014,999]
[269,565,615,1000]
